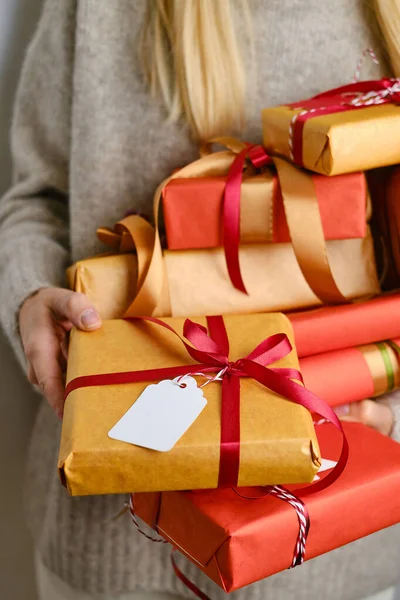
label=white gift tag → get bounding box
[108,376,207,452]
[313,458,338,481]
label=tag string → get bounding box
[176,369,228,388]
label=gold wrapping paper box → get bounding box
[67,254,138,320]
[59,314,321,496]
[67,231,380,320]
[163,232,379,317]
[262,103,400,176]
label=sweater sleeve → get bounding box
[0,0,77,367]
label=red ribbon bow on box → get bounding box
[65,315,348,492]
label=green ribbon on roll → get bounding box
[377,342,395,392]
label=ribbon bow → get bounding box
[65,315,348,492]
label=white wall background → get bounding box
[0,1,43,599]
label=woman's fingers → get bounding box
[43,288,102,331]
[60,335,69,361]
[24,329,65,419]
[19,287,102,419]
[339,399,394,436]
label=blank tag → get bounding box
[313,458,338,481]
[108,376,207,452]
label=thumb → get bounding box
[338,399,394,436]
[47,289,102,331]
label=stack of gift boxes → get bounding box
[61,78,400,595]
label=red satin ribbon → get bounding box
[288,78,400,167]
[64,315,348,491]
[223,144,272,293]
[171,552,213,600]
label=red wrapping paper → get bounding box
[134,422,400,593]
[162,172,367,250]
[300,338,400,407]
[288,293,400,358]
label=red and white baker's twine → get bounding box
[267,486,309,567]
[353,48,379,83]
[288,48,391,161]
[176,369,227,388]
[349,80,400,106]
[128,496,168,544]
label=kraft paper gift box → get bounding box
[68,232,380,320]
[133,422,400,593]
[161,234,379,317]
[288,293,400,358]
[262,78,400,176]
[58,313,322,496]
[162,170,367,250]
[300,338,400,408]
[67,253,138,320]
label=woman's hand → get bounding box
[19,288,102,419]
[336,400,394,436]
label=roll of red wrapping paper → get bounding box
[299,338,400,407]
[288,293,400,358]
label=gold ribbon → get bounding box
[97,214,169,316]
[196,137,350,304]
[273,157,349,303]
[97,138,352,316]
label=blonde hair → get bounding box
[141,0,400,141]
[140,0,248,141]
[373,0,400,76]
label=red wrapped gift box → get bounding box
[134,422,400,593]
[289,293,400,358]
[162,171,367,250]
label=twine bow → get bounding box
[349,79,400,107]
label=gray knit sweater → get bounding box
[1,1,400,598]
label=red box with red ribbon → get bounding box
[162,170,367,250]
[133,422,400,594]
[157,139,379,307]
